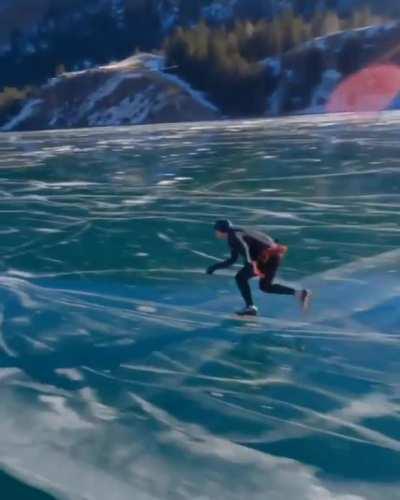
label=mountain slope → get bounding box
[4,19,400,131]
[1,54,220,131]
[266,21,400,116]
[0,0,396,91]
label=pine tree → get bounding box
[179,0,202,24]
[352,6,373,29]
[304,47,324,88]
[280,8,297,52]
[55,64,66,76]
[322,11,341,36]
[337,36,363,76]
[270,18,283,55]
[310,10,325,38]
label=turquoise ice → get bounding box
[0,114,399,499]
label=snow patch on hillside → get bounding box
[2,99,42,131]
[161,72,218,113]
[202,1,236,22]
[78,73,139,121]
[88,88,156,126]
[306,69,342,114]
[99,54,218,114]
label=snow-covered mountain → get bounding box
[3,19,400,132]
[1,1,399,131]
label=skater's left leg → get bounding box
[259,274,296,296]
[260,280,296,295]
[258,255,294,294]
[258,256,311,310]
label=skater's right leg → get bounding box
[235,265,258,315]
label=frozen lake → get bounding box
[0,114,399,499]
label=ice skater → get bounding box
[206,219,311,316]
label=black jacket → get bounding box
[209,227,275,272]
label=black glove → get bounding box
[244,261,257,276]
[206,264,217,275]
[244,262,253,272]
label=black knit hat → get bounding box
[214,219,232,233]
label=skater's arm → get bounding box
[236,233,252,264]
[206,247,239,274]
[237,232,260,276]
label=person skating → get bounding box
[206,219,311,316]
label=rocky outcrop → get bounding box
[2,54,220,131]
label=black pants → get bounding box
[235,256,295,307]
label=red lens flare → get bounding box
[326,64,400,113]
